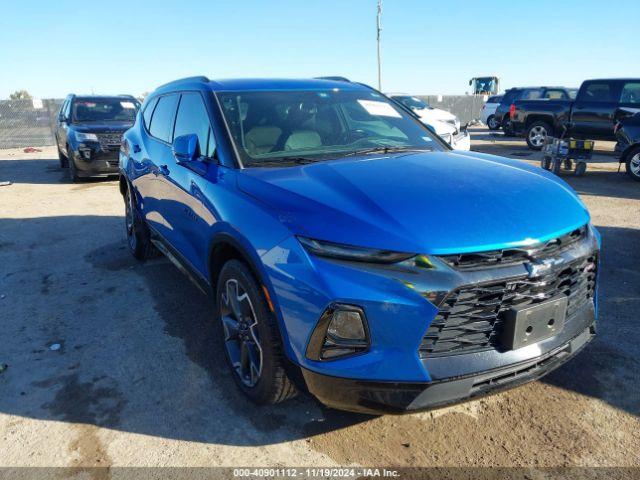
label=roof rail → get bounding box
[314,76,351,82]
[155,76,210,90]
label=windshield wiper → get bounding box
[343,146,433,157]
[245,156,320,168]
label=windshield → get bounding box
[393,95,429,110]
[71,97,139,123]
[217,89,444,167]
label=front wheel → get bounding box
[217,260,297,405]
[625,147,640,182]
[526,121,553,150]
[487,115,499,130]
[57,145,68,168]
[124,183,158,260]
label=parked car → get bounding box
[387,94,461,131]
[614,110,640,181]
[480,95,503,130]
[386,94,469,149]
[120,76,599,414]
[495,87,576,136]
[55,94,140,181]
[512,79,640,150]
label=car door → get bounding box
[158,91,217,275]
[572,80,621,139]
[617,81,640,117]
[135,93,180,244]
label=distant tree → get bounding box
[9,90,32,100]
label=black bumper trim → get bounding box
[302,325,594,414]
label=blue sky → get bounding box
[1,0,638,99]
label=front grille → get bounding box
[438,227,586,271]
[419,254,597,357]
[96,132,123,150]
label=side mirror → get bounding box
[172,134,199,163]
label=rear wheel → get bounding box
[487,115,499,130]
[625,146,640,182]
[526,121,553,150]
[217,260,297,405]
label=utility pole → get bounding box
[376,0,382,91]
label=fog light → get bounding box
[328,310,365,341]
[306,304,369,361]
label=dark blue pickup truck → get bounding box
[511,79,640,149]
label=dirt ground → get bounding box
[0,129,639,473]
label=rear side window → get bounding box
[148,94,179,143]
[620,82,640,105]
[501,90,518,104]
[173,92,214,156]
[544,89,567,99]
[583,82,614,102]
[487,96,501,103]
[142,97,159,130]
[521,89,542,100]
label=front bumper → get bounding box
[70,143,120,177]
[303,322,595,414]
[451,130,471,151]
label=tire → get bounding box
[552,159,561,175]
[124,182,158,260]
[624,146,640,182]
[526,121,553,150]
[68,151,80,183]
[487,115,499,130]
[575,162,587,176]
[216,259,297,405]
[541,157,552,170]
[57,144,68,168]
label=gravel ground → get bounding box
[0,129,638,473]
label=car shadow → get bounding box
[0,156,117,185]
[540,225,640,416]
[0,213,370,447]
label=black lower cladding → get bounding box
[303,324,595,414]
[420,254,597,357]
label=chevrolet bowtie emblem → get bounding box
[525,257,564,278]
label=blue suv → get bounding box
[119,77,599,414]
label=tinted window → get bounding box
[501,90,519,104]
[142,97,158,130]
[521,89,542,100]
[583,82,614,102]
[487,96,502,103]
[544,89,567,99]
[149,94,179,142]
[620,82,640,105]
[173,93,214,156]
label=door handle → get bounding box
[158,164,170,176]
[133,144,141,153]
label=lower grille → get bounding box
[419,254,597,358]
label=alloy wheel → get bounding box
[528,126,547,147]
[488,116,498,129]
[220,278,263,387]
[630,153,640,176]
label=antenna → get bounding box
[376,0,383,91]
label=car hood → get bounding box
[421,118,456,135]
[238,151,590,255]
[415,107,456,123]
[71,122,133,132]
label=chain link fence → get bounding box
[0,95,485,150]
[0,99,63,149]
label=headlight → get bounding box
[298,236,414,264]
[75,132,98,142]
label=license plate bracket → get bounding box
[501,296,568,350]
